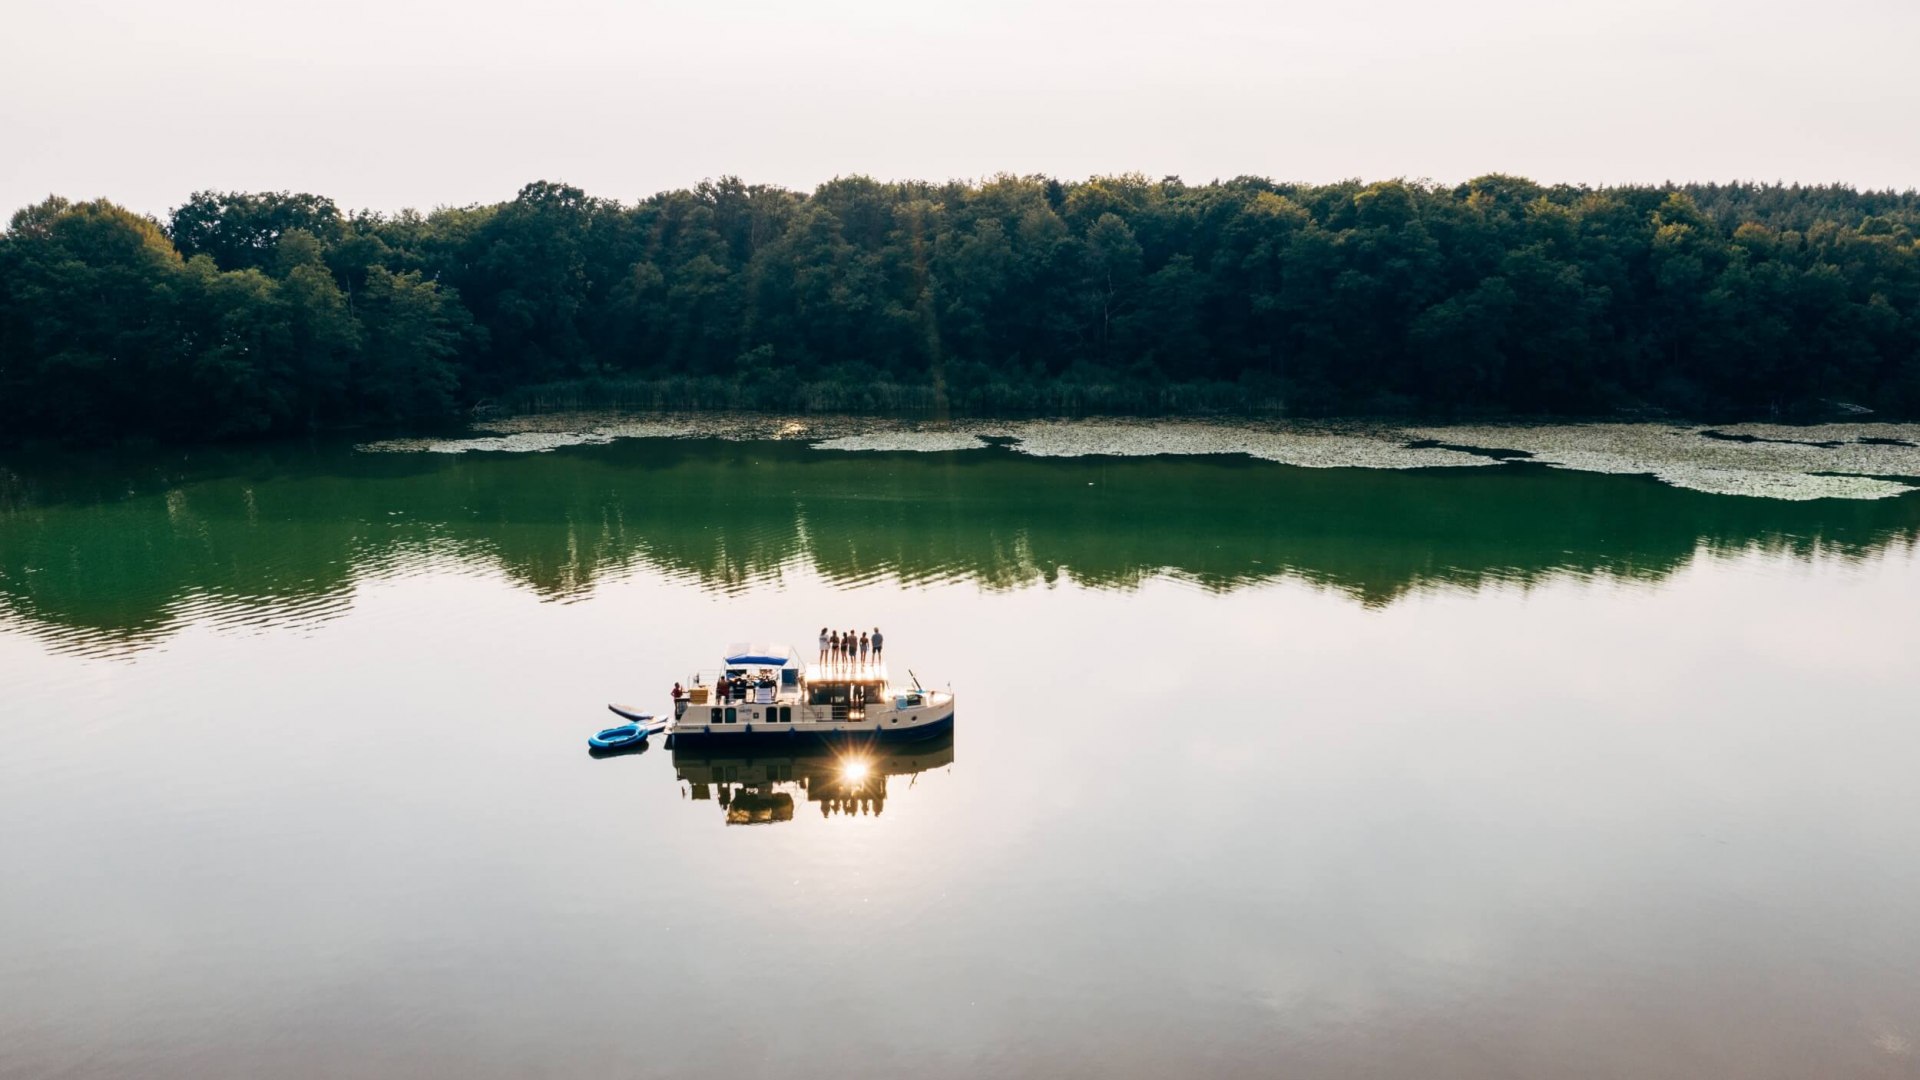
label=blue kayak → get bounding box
[589,706,667,751]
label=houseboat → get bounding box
[662,641,955,748]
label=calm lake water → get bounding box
[4,428,1920,1079]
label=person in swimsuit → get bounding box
[828,630,839,665]
[819,627,829,663]
[871,627,883,660]
[859,631,870,663]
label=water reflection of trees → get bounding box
[3,439,1918,654]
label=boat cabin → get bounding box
[804,671,889,721]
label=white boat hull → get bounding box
[668,691,955,746]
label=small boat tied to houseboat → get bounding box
[660,641,955,748]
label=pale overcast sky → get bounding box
[5,0,1918,217]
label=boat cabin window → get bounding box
[725,707,737,724]
[808,680,884,705]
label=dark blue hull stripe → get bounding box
[669,711,954,747]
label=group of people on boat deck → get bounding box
[820,626,883,665]
[690,670,777,704]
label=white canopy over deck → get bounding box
[723,643,801,668]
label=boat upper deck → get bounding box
[681,642,921,718]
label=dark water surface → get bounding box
[4,437,1920,1079]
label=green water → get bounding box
[4,434,1919,1079]
[6,437,1917,653]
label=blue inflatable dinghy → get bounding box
[589,706,668,751]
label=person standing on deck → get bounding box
[859,631,870,664]
[828,630,839,667]
[871,627,883,661]
[819,627,830,664]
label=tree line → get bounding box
[3,174,1918,442]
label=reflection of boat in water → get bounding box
[665,642,955,748]
[673,733,955,825]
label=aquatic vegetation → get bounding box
[979,419,1494,470]
[361,413,1920,502]
[1403,424,1920,500]
[811,432,992,453]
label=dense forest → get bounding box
[2,174,1919,442]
